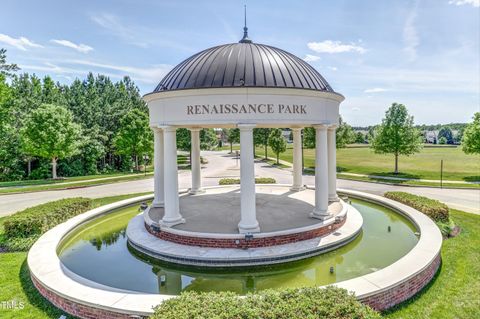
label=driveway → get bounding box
[1,151,478,217]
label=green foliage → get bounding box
[355,131,366,143]
[303,116,355,149]
[253,128,272,159]
[2,198,92,250]
[0,48,19,77]
[384,191,449,223]
[219,177,276,185]
[438,127,454,144]
[224,128,240,153]
[176,128,191,151]
[114,108,152,170]
[462,112,480,155]
[438,136,447,145]
[20,104,81,178]
[268,128,287,164]
[200,128,218,150]
[152,286,380,319]
[371,103,422,173]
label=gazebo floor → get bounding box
[148,185,343,234]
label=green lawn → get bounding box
[0,195,479,318]
[0,155,192,194]
[254,145,479,183]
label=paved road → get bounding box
[1,151,478,217]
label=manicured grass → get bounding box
[0,196,478,318]
[383,209,480,319]
[0,155,191,194]
[254,145,480,183]
[0,173,153,194]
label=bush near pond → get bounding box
[219,177,276,185]
[152,287,380,319]
[1,198,92,251]
[384,192,449,222]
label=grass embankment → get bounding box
[0,155,192,194]
[252,144,480,188]
[0,194,479,318]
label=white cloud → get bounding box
[303,54,321,62]
[328,66,338,71]
[0,33,43,51]
[69,59,172,84]
[307,40,366,54]
[351,107,360,112]
[403,2,420,62]
[364,87,388,93]
[51,39,93,53]
[90,13,150,48]
[448,0,479,7]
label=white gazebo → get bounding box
[143,28,344,235]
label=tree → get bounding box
[354,131,365,144]
[253,128,272,159]
[438,136,447,145]
[224,128,240,153]
[20,104,81,179]
[438,127,454,144]
[462,112,480,155]
[200,128,218,150]
[114,108,152,171]
[370,103,422,174]
[0,48,19,77]
[303,116,355,149]
[268,129,287,164]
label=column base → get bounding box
[160,217,186,228]
[310,209,333,220]
[188,188,205,195]
[290,185,306,192]
[238,222,260,234]
[329,194,340,202]
[152,201,164,208]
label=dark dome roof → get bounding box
[154,42,334,93]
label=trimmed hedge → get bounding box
[219,177,276,185]
[384,191,449,222]
[3,198,92,239]
[152,287,380,319]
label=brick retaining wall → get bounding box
[31,276,147,319]
[360,253,441,311]
[145,216,346,248]
[30,253,441,318]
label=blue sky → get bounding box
[1,0,478,126]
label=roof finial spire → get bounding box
[239,4,252,43]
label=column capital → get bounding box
[237,123,256,131]
[188,127,202,132]
[159,125,176,132]
[312,124,329,130]
[328,124,338,131]
[291,127,303,132]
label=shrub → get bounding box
[3,198,92,239]
[384,191,449,222]
[152,287,380,319]
[219,177,276,185]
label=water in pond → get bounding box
[58,199,418,295]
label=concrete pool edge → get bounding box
[27,187,443,318]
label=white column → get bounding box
[291,128,304,191]
[189,128,203,194]
[328,125,339,202]
[238,124,260,233]
[311,125,331,219]
[161,126,185,227]
[152,127,164,207]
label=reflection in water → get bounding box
[90,229,126,251]
[59,200,418,295]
